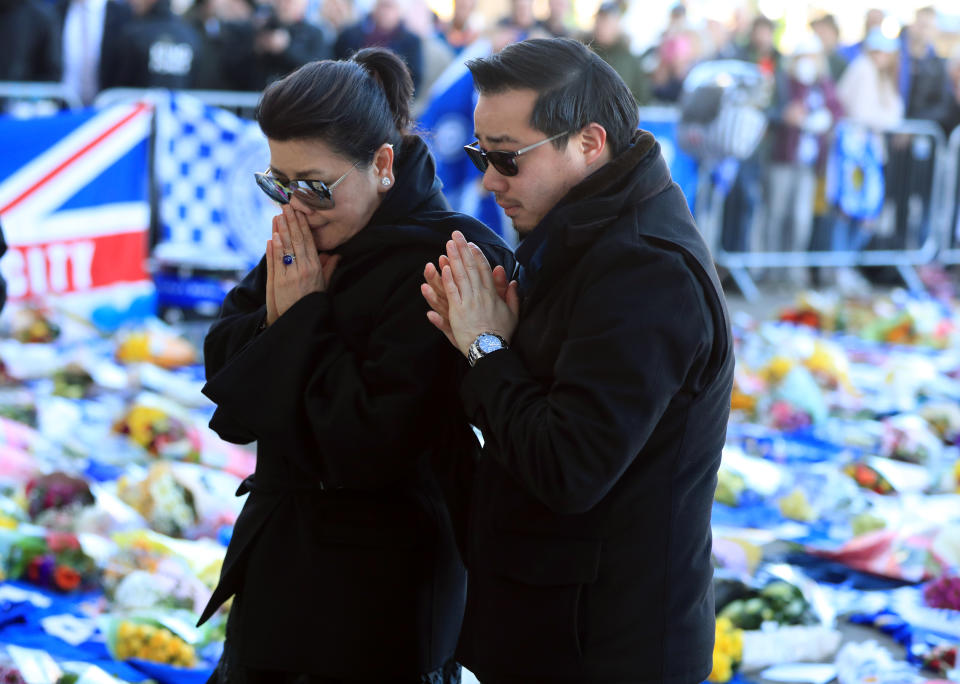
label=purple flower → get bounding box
[37,555,55,587]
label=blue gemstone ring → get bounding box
[282,254,295,266]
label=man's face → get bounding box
[812,22,837,50]
[274,0,307,24]
[594,12,620,45]
[473,89,587,237]
[373,0,401,31]
[913,9,937,46]
[127,0,157,16]
[751,24,773,53]
[511,0,534,28]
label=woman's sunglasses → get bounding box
[254,162,359,209]
[463,131,569,177]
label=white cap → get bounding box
[792,34,824,56]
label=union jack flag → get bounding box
[0,103,153,316]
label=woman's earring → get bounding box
[382,177,392,187]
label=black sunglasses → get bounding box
[463,131,569,177]
[254,162,359,209]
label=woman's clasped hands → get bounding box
[265,205,340,326]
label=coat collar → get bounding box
[334,135,449,259]
[516,129,669,268]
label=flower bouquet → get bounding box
[924,574,960,611]
[51,363,96,400]
[115,326,197,369]
[112,398,201,462]
[717,580,818,631]
[0,665,25,684]
[707,617,743,682]
[5,531,98,593]
[10,306,61,344]
[117,463,198,538]
[25,472,95,524]
[105,615,198,668]
[111,563,212,615]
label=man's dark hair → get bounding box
[811,14,839,35]
[466,38,640,157]
[751,15,774,32]
[256,48,413,163]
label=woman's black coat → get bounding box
[198,136,513,678]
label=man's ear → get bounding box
[579,123,608,166]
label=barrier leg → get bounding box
[896,264,926,294]
[729,267,761,301]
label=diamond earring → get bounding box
[382,177,391,187]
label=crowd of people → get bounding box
[4,0,958,119]
[2,0,960,286]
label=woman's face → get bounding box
[265,138,393,252]
[868,49,894,71]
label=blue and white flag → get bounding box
[417,40,512,243]
[155,92,275,270]
[639,113,699,212]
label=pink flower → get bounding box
[46,531,81,553]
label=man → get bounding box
[587,1,649,106]
[811,14,848,80]
[335,0,423,93]
[103,0,203,90]
[838,8,885,64]
[901,6,954,133]
[421,38,733,683]
[57,0,132,105]
[244,0,330,90]
[0,0,61,83]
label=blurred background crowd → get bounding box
[2,0,960,294]
[2,0,959,123]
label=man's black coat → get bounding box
[105,0,203,90]
[54,0,132,93]
[456,131,734,684]
[198,136,513,678]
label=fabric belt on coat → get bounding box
[236,475,330,496]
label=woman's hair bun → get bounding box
[351,47,414,134]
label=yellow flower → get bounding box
[731,628,743,661]
[117,333,150,364]
[148,629,169,649]
[763,356,793,383]
[708,650,733,682]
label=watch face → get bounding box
[478,334,503,353]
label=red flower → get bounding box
[26,557,42,582]
[53,565,81,592]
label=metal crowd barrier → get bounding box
[706,119,946,300]
[0,81,82,115]
[941,125,960,265]
[93,88,261,119]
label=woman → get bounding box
[830,29,903,286]
[765,33,843,274]
[199,48,513,683]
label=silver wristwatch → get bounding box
[467,333,509,367]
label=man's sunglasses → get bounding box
[254,162,359,209]
[464,131,569,177]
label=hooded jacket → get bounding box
[455,131,734,683]
[199,135,513,678]
[105,0,202,89]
